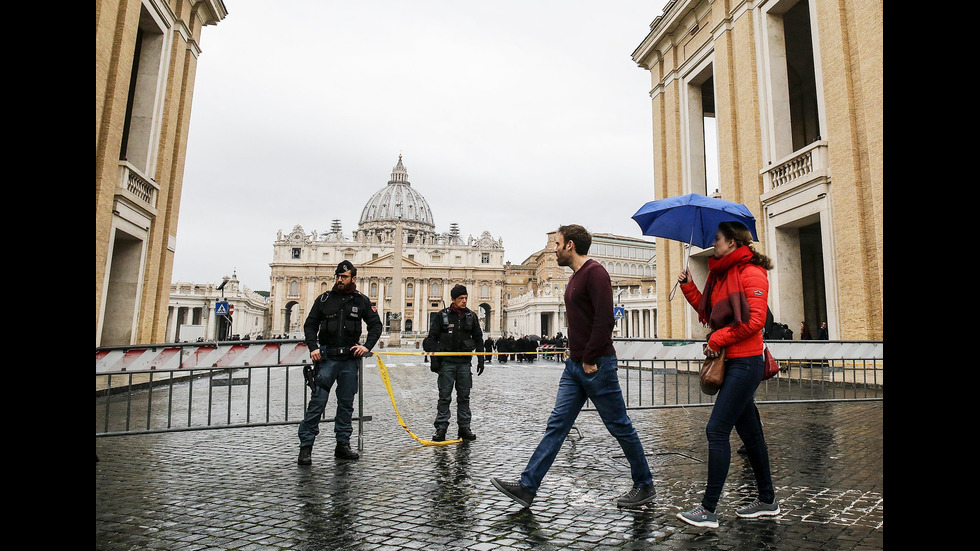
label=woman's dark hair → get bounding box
[718,221,773,270]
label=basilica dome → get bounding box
[358,155,435,231]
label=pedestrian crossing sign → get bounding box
[613,307,625,320]
[216,301,229,316]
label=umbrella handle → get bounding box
[668,243,693,302]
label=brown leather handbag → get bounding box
[699,345,726,395]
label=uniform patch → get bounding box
[351,306,358,313]
[753,290,763,296]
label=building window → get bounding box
[481,253,490,264]
[372,253,379,260]
[289,281,299,295]
[432,254,441,263]
[481,284,489,298]
[322,252,330,261]
[762,0,822,159]
[407,283,414,298]
[408,254,414,261]
[455,256,462,264]
[292,248,301,259]
[370,282,378,297]
[431,282,440,296]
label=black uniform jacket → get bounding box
[426,307,484,363]
[303,290,383,355]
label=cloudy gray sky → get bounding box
[173,0,674,290]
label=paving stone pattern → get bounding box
[97,352,883,550]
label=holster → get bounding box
[303,363,317,392]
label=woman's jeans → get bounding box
[701,354,775,511]
[297,355,359,447]
[520,355,653,494]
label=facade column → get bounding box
[166,306,179,342]
[419,277,428,333]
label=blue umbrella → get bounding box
[631,193,758,299]
[631,193,758,249]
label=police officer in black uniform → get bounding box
[297,261,383,464]
[428,284,485,441]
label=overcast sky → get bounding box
[173,0,675,291]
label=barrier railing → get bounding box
[95,340,372,448]
[607,338,882,410]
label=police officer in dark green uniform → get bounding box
[428,284,485,441]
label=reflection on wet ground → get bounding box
[97,356,882,549]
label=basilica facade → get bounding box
[268,156,506,343]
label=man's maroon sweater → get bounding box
[564,259,616,364]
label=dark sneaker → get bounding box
[334,442,360,460]
[735,498,780,518]
[297,445,312,465]
[458,427,477,441]
[491,478,534,508]
[432,428,447,442]
[677,504,719,528]
[616,484,656,508]
[736,444,748,455]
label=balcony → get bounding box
[117,161,159,216]
[761,140,829,199]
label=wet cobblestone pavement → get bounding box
[96,353,883,550]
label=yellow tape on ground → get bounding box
[373,350,568,446]
[374,355,463,446]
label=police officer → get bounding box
[428,284,485,441]
[297,260,383,464]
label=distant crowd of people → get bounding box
[482,333,568,363]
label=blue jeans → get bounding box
[297,354,359,447]
[701,354,775,511]
[434,359,473,430]
[520,355,653,494]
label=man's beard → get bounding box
[332,281,354,293]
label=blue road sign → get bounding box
[216,301,229,316]
[613,307,625,320]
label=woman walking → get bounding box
[675,221,779,528]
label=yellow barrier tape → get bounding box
[373,350,568,447]
[374,355,463,446]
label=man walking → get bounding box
[491,225,656,508]
[297,261,382,464]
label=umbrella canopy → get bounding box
[631,193,758,249]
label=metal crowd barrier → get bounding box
[95,339,372,447]
[605,338,883,410]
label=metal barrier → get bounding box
[95,340,372,447]
[603,338,882,410]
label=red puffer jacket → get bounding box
[681,250,768,359]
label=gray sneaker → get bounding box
[677,504,719,528]
[491,478,535,508]
[735,498,780,518]
[616,484,656,508]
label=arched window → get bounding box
[431,282,440,296]
[289,281,299,295]
[481,284,489,298]
[406,283,414,298]
[370,282,378,297]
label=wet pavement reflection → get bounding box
[97,353,882,549]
